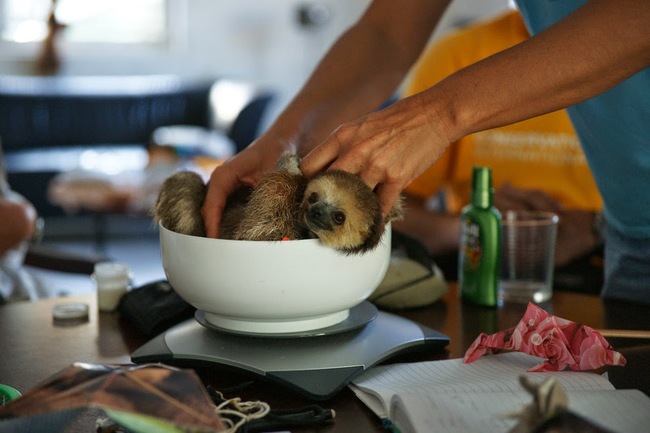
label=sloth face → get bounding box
[300,170,383,254]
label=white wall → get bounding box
[0,0,510,112]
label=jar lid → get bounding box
[52,302,89,321]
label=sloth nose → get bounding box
[307,203,333,230]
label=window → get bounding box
[1,0,167,45]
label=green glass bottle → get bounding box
[459,166,501,307]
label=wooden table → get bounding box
[1,286,649,432]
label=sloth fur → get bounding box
[154,152,402,254]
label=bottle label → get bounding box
[460,218,481,272]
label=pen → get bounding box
[598,329,650,339]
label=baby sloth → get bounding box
[154,152,402,254]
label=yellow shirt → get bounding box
[402,10,602,213]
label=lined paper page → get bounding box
[350,352,615,419]
[392,389,650,433]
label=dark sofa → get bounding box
[0,75,273,217]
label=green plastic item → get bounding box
[458,166,502,307]
[0,384,22,406]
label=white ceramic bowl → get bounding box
[159,223,391,334]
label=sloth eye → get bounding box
[332,211,346,225]
[308,192,319,204]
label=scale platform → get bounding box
[131,302,449,400]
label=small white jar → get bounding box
[93,261,131,312]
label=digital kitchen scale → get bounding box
[131,302,449,400]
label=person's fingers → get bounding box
[494,195,526,211]
[525,190,564,213]
[201,163,254,238]
[374,181,404,218]
[201,141,284,237]
[301,121,377,180]
[201,169,234,238]
[201,201,223,239]
[300,132,341,178]
[496,183,563,212]
[301,104,445,218]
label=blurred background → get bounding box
[1,0,509,108]
[0,0,510,299]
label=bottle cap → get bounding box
[52,303,89,322]
[471,166,494,208]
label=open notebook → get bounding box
[349,352,650,433]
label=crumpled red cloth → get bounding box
[464,302,627,372]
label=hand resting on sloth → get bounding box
[154,152,402,254]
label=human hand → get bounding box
[554,210,600,267]
[299,98,451,217]
[494,184,599,267]
[0,194,37,255]
[201,139,288,238]
[494,183,564,213]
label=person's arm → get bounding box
[268,0,451,154]
[0,198,36,256]
[396,185,601,267]
[493,184,600,267]
[301,0,650,215]
[392,195,461,255]
[202,0,450,237]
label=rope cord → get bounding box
[211,388,270,433]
